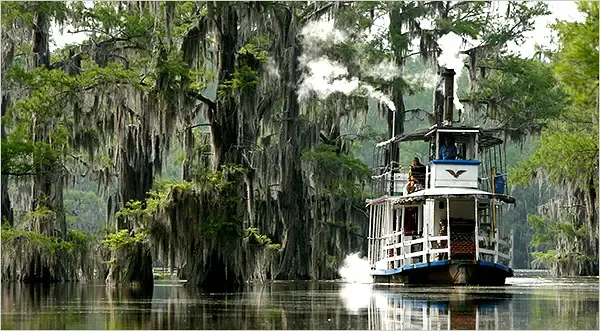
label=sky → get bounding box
[508,1,585,57]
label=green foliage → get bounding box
[552,2,599,110]
[245,227,280,250]
[117,180,193,221]
[510,130,597,188]
[322,180,367,200]
[23,206,56,225]
[477,2,549,47]
[200,217,243,237]
[239,42,268,64]
[67,229,95,248]
[218,66,261,96]
[303,144,370,199]
[2,223,62,254]
[511,2,598,190]
[527,214,594,270]
[466,56,567,136]
[1,1,68,29]
[303,144,370,179]
[172,2,201,37]
[1,59,144,178]
[101,229,146,251]
[1,224,93,258]
[203,164,245,192]
[531,250,598,270]
[69,1,154,40]
[431,2,488,38]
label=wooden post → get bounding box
[494,227,499,264]
[377,204,382,265]
[435,132,440,161]
[374,204,379,266]
[425,164,429,189]
[446,197,451,260]
[368,204,373,267]
[401,206,406,265]
[509,229,514,268]
[474,197,479,261]
[491,167,496,232]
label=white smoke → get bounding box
[298,56,360,100]
[364,58,402,81]
[360,85,396,112]
[339,253,373,283]
[297,57,396,112]
[437,32,467,111]
[405,68,438,90]
[265,57,280,80]
[300,17,347,48]
[298,17,397,112]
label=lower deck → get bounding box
[372,259,513,285]
[367,192,514,285]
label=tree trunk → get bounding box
[1,30,14,226]
[107,105,155,287]
[208,2,241,169]
[29,12,66,239]
[1,94,13,226]
[275,9,311,280]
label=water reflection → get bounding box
[356,286,515,330]
[1,277,598,330]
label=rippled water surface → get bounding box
[2,270,598,330]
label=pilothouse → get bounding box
[367,69,515,285]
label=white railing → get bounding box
[374,230,513,270]
[476,229,513,266]
[378,235,451,269]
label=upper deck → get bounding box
[371,125,512,200]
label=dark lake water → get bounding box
[1,270,598,330]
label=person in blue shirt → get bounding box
[438,136,457,160]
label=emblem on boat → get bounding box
[446,169,467,178]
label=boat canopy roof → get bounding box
[389,187,516,204]
[376,125,504,149]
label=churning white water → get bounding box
[339,253,373,283]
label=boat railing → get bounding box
[371,171,408,196]
[477,229,513,266]
[380,234,451,269]
[377,229,514,270]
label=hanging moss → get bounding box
[1,224,97,282]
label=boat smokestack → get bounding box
[442,68,455,126]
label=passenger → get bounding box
[403,176,416,195]
[410,157,426,184]
[438,219,448,260]
[438,136,457,160]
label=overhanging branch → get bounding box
[186,89,217,112]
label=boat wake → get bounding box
[339,253,373,283]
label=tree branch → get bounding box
[184,123,212,131]
[185,89,216,112]
[301,2,338,23]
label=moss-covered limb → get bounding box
[1,225,98,282]
[307,196,368,279]
[527,213,599,276]
[113,169,279,290]
[531,250,598,277]
[104,238,154,288]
